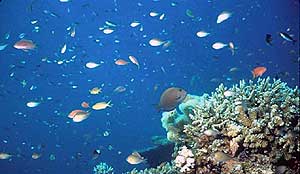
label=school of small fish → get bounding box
[0,0,297,171]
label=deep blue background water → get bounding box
[0,0,299,173]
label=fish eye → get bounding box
[178,88,182,92]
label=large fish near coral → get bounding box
[157,87,187,111]
[126,152,146,164]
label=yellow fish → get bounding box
[0,153,12,160]
[126,152,146,165]
[92,101,112,110]
[32,153,42,159]
[89,87,102,95]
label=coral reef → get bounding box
[93,162,114,174]
[160,94,206,142]
[174,145,195,172]
[126,78,300,174]
[125,162,179,174]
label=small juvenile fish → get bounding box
[103,28,114,34]
[252,66,267,78]
[105,21,117,27]
[32,153,42,159]
[70,26,76,37]
[92,101,112,110]
[113,86,126,93]
[149,38,165,47]
[86,62,100,69]
[0,44,8,51]
[212,42,227,50]
[279,32,296,44]
[115,59,129,65]
[228,42,235,55]
[0,153,12,160]
[89,87,102,95]
[130,21,140,27]
[149,12,160,17]
[265,34,272,46]
[128,55,140,69]
[26,101,40,108]
[92,149,101,160]
[196,31,210,38]
[60,44,67,54]
[217,11,231,24]
[229,67,239,72]
[81,101,89,108]
[186,9,194,18]
[159,13,165,20]
[162,40,172,48]
[14,39,36,50]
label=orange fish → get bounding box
[68,109,85,118]
[72,111,90,122]
[81,102,89,108]
[128,55,140,69]
[115,59,129,66]
[252,66,267,78]
[14,39,36,50]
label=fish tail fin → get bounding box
[142,158,148,164]
[251,71,256,79]
[107,100,113,107]
[33,43,38,49]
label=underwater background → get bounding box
[0,0,299,173]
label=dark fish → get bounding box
[265,34,272,46]
[74,152,82,159]
[92,149,101,160]
[279,32,296,44]
[158,87,187,111]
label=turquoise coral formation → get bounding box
[125,162,178,174]
[93,162,114,174]
[126,78,300,174]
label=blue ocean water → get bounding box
[0,0,299,173]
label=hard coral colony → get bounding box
[126,78,299,174]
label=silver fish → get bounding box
[279,32,296,44]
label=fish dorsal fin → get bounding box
[132,152,142,158]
